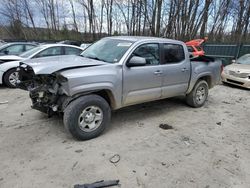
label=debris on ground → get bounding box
[216,122,222,126]
[72,161,78,171]
[136,121,144,127]
[74,180,120,188]
[159,123,173,130]
[109,154,120,164]
[0,101,8,104]
[75,149,83,153]
[181,136,192,146]
[222,101,231,104]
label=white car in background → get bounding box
[0,44,84,87]
[222,54,250,89]
[80,43,91,50]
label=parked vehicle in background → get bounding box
[222,54,250,89]
[186,38,206,56]
[58,40,81,46]
[0,42,37,56]
[0,40,6,46]
[18,36,222,140]
[0,44,84,88]
[80,43,91,50]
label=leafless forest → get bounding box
[0,0,249,42]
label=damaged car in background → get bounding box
[0,44,84,88]
[221,54,250,89]
[17,36,222,141]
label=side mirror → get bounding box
[127,56,146,67]
[4,50,9,55]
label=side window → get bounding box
[5,44,24,54]
[163,44,185,63]
[132,43,159,65]
[36,47,62,58]
[65,47,82,55]
[25,45,36,51]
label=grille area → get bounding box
[229,70,249,78]
[227,79,244,85]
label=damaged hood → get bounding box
[21,55,107,74]
[226,63,250,74]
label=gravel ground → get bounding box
[0,84,249,188]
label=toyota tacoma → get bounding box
[17,36,222,140]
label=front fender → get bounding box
[0,61,20,72]
[60,82,121,109]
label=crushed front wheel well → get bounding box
[62,89,116,111]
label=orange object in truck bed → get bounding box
[186,39,206,56]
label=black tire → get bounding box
[186,80,209,108]
[63,94,111,140]
[3,68,18,88]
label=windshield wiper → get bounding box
[82,55,107,62]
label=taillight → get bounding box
[220,64,224,73]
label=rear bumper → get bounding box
[221,72,250,89]
[0,70,4,84]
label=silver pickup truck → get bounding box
[18,36,222,140]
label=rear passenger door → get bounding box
[161,43,190,98]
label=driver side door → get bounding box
[122,43,162,106]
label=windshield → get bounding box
[19,46,43,58]
[236,54,250,65]
[81,38,133,63]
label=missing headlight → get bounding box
[56,74,68,83]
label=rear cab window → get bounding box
[163,44,185,64]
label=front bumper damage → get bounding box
[18,63,69,116]
[221,71,250,89]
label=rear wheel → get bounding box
[3,69,19,88]
[186,80,208,108]
[63,95,111,140]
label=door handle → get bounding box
[181,68,188,72]
[154,70,163,75]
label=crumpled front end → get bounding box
[17,63,69,116]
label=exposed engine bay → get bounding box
[18,63,68,116]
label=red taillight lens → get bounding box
[220,65,224,73]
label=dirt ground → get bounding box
[0,84,249,188]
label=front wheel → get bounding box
[186,80,209,108]
[63,95,111,140]
[3,69,19,88]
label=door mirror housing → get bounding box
[127,56,146,67]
